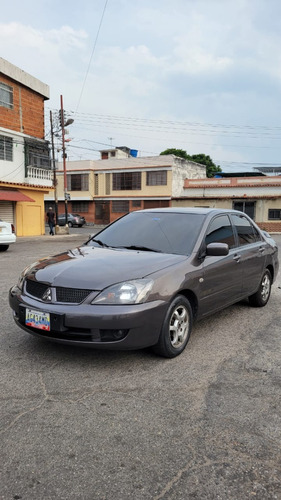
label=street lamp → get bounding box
[60,95,74,229]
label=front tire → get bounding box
[248,269,272,307]
[68,221,73,228]
[153,295,193,358]
[0,245,9,251]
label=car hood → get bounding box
[25,246,187,289]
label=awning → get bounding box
[0,190,35,202]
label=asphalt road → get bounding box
[1,231,281,500]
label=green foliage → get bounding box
[160,148,188,160]
[160,149,222,178]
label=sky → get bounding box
[1,0,281,171]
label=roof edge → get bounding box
[0,57,49,100]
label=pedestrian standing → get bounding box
[46,207,55,235]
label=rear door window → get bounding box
[231,214,261,245]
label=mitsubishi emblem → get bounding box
[42,287,52,302]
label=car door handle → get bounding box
[259,246,265,254]
[233,254,241,263]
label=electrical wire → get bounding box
[75,0,109,114]
[44,107,281,168]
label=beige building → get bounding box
[173,175,281,232]
[46,151,206,224]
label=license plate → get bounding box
[25,308,50,331]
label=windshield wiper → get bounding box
[121,245,161,253]
[91,238,110,248]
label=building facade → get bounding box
[0,58,52,236]
[173,175,281,232]
[45,152,206,224]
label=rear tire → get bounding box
[153,295,193,358]
[248,269,272,307]
[0,245,9,251]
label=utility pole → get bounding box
[50,110,58,232]
[60,94,69,230]
[60,95,74,231]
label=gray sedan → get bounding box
[57,213,86,227]
[9,208,279,357]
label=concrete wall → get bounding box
[172,159,206,197]
[0,130,25,184]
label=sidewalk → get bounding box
[17,225,105,241]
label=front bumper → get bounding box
[9,285,167,350]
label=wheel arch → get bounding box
[172,289,198,320]
[266,264,274,281]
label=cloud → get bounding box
[1,0,281,168]
[0,22,88,78]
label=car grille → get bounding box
[25,279,92,303]
[56,287,92,303]
[26,280,48,298]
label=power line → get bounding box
[45,107,281,133]
[75,0,109,113]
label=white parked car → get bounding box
[0,219,16,251]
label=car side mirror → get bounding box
[206,242,229,256]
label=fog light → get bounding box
[100,329,129,342]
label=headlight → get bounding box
[17,275,25,290]
[92,279,153,305]
[17,261,39,290]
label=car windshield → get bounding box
[88,212,205,255]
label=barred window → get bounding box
[24,139,50,168]
[0,82,13,109]
[132,200,141,207]
[67,174,89,191]
[112,200,129,213]
[268,209,281,220]
[233,201,255,220]
[113,172,141,190]
[71,201,89,213]
[95,201,103,218]
[0,135,13,161]
[146,170,167,186]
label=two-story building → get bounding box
[45,149,206,224]
[0,57,53,236]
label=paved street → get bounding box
[1,232,281,500]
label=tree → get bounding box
[159,148,188,160]
[160,149,222,178]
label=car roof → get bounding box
[137,207,243,216]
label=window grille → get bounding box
[71,201,89,213]
[67,174,89,191]
[113,172,141,190]
[0,136,13,161]
[112,200,129,212]
[146,171,167,186]
[0,82,13,109]
[268,209,281,220]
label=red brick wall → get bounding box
[0,73,45,139]
[256,221,281,232]
[57,201,95,225]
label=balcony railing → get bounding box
[25,166,53,187]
